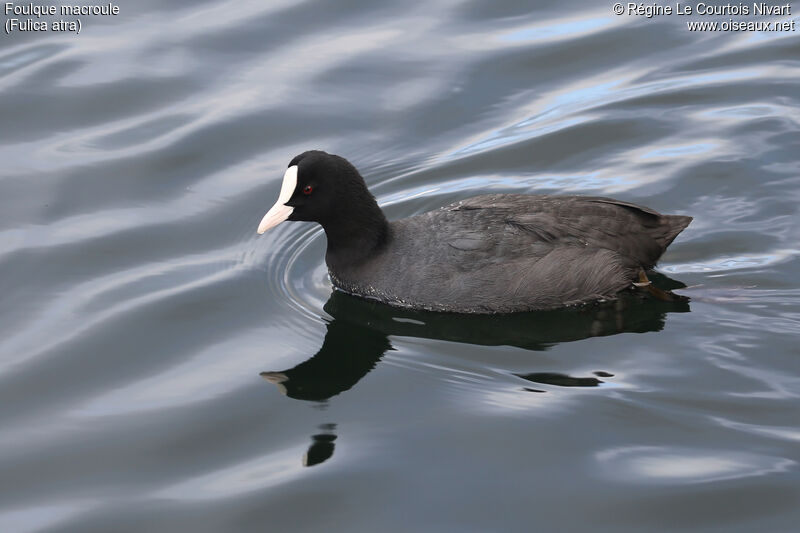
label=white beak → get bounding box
[257,165,298,234]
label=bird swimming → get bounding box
[257,150,692,314]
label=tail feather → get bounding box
[659,215,692,249]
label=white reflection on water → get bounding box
[639,142,717,160]
[661,248,799,273]
[0,43,65,80]
[697,103,800,123]
[450,67,770,160]
[377,173,626,206]
[711,417,800,442]
[596,446,795,484]
[499,15,617,45]
[0,500,94,533]
[157,448,304,500]
[72,332,285,417]
[0,250,246,375]
[743,16,800,44]
[476,379,623,414]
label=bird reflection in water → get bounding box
[261,273,689,466]
[304,424,337,467]
[518,371,612,393]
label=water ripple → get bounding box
[596,446,795,484]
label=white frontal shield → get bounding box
[257,165,298,234]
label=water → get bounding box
[2,1,799,531]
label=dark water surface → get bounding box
[2,1,800,531]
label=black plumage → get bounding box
[258,151,692,313]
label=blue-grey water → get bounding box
[2,1,800,532]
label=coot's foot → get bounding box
[634,269,688,303]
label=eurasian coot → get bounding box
[257,150,692,313]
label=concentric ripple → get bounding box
[264,223,330,322]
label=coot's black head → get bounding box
[257,150,381,234]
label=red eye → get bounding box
[302,185,313,195]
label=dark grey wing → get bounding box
[418,231,635,311]
[364,195,691,312]
[448,194,691,269]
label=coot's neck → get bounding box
[322,196,390,273]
